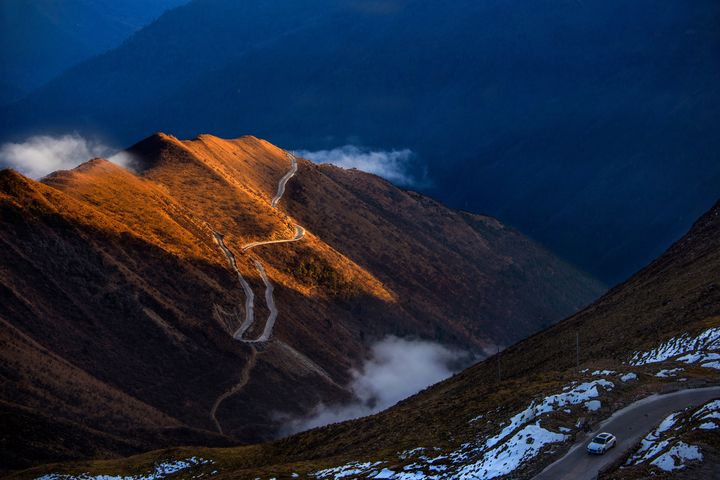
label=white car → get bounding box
[586,432,616,454]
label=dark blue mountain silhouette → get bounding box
[2,0,718,284]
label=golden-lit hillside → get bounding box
[0,133,603,472]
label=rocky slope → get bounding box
[15,198,718,479]
[0,133,602,472]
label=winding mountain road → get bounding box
[271,151,297,208]
[210,151,302,344]
[208,151,313,434]
[245,259,277,343]
[241,225,305,252]
[533,386,720,480]
[212,231,255,339]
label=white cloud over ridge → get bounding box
[297,145,422,186]
[281,336,467,435]
[0,134,132,179]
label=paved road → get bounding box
[241,225,305,252]
[206,151,309,433]
[245,259,277,343]
[271,152,298,208]
[212,231,255,338]
[533,386,720,480]
[210,150,304,343]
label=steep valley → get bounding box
[0,133,603,472]
[12,185,718,479]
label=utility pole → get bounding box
[576,331,580,371]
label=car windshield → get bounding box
[592,437,607,444]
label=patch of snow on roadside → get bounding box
[455,422,566,480]
[484,379,613,449]
[620,372,637,382]
[313,378,615,479]
[591,370,615,376]
[676,352,720,364]
[651,442,702,472]
[584,400,601,411]
[628,400,720,472]
[692,400,720,430]
[450,378,611,476]
[629,413,679,464]
[655,368,683,378]
[373,468,396,479]
[35,458,212,480]
[313,462,383,479]
[631,327,720,365]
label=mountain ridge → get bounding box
[0,133,603,472]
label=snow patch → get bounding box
[651,442,702,472]
[691,399,720,431]
[313,378,616,479]
[35,458,212,480]
[313,462,383,479]
[655,368,683,378]
[628,412,679,465]
[631,327,720,366]
[484,379,613,449]
[584,400,601,411]
[373,468,396,479]
[620,372,637,382]
[628,399,720,473]
[454,422,566,480]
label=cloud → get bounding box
[297,145,423,186]
[0,134,133,179]
[280,336,471,434]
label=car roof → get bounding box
[596,432,613,438]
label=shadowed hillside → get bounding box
[12,198,716,479]
[0,133,602,472]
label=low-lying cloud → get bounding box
[297,145,423,187]
[281,336,470,435]
[0,134,132,179]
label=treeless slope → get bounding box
[159,201,717,479]
[0,133,603,471]
[29,202,716,480]
[8,198,718,479]
[286,162,604,346]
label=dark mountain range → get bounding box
[0,133,602,471]
[0,0,187,104]
[1,0,718,285]
[13,190,719,479]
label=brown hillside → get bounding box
[0,134,603,471]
